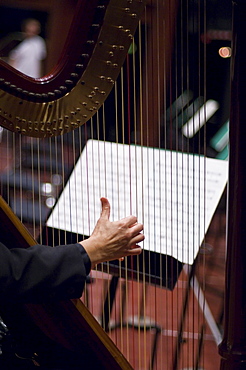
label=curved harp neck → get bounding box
[0,0,146,137]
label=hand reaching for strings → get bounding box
[80,197,144,269]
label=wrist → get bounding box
[79,239,102,268]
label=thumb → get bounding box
[100,197,110,220]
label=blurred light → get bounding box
[219,47,231,58]
[41,182,53,195]
[0,127,3,143]
[46,196,56,208]
[182,99,219,138]
[51,174,62,186]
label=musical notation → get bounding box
[47,140,228,265]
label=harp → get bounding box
[0,0,241,369]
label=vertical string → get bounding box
[36,138,42,244]
[162,1,169,367]
[125,51,136,368]
[196,0,201,366]
[201,0,208,368]
[12,133,16,214]
[60,134,66,246]
[138,13,148,369]
[30,137,36,239]
[201,0,206,361]
[132,30,143,369]
[119,63,130,360]
[143,3,151,368]
[113,78,122,351]
[174,0,181,364]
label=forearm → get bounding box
[0,242,91,304]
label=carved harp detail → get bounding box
[0,0,145,138]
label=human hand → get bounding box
[80,197,144,268]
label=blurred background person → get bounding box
[9,18,46,78]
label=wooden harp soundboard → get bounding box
[0,194,133,369]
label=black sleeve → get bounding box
[0,242,91,304]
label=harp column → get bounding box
[219,1,246,369]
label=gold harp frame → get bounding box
[0,0,145,138]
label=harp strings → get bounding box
[81,9,155,366]
[0,0,227,368]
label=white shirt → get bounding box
[9,35,46,78]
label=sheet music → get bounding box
[47,140,228,265]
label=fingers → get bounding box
[119,216,144,236]
[126,245,143,256]
[131,246,143,254]
[131,232,145,245]
[119,245,142,262]
[116,214,144,244]
[100,202,142,231]
[100,197,110,220]
[127,223,144,245]
[122,215,138,227]
[131,222,144,234]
